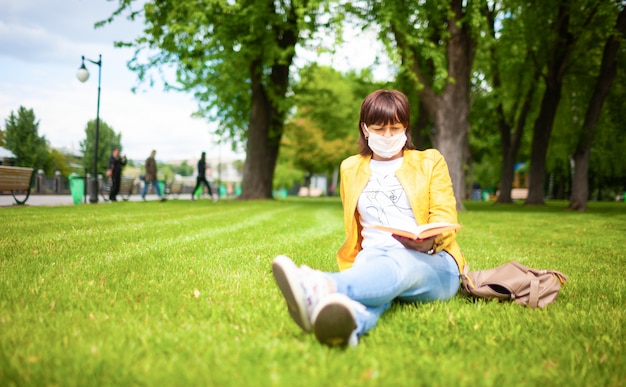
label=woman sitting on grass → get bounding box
[272,89,466,347]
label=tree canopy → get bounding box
[3,106,48,170]
[98,0,626,207]
[102,0,334,199]
[80,119,122,176]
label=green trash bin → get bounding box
[69,174,84,205]
[158,180,165,196]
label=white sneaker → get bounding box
[312,293,363,347]
[272,255,329,332]
[212,193,219,202]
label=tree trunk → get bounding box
[492,66,515,203]
[241,61,274,199]
[569,7,626,211]
[431,101,470,211]
[526,85,562,204]
[495,77,537,204]
[497,133,516,203]
[525,0,573,205]
[485,3,512,204]
[569,150,589,208]
[412,100,430,150]
[421,0,474,211]
[240,60,293,200]
[240,10,298,200]
[389,0,474,211]
[486,2,539,205]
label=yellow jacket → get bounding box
[336,149,466,272]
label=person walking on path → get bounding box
[191,151,218,202]
[271,90,465,347]
[107,147,127,202]
[141,150,165,202]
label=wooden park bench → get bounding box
[0,166,35,205]
[166,180,185,198]
[495,188,529,201]
[511,188,529,200]
[100,176,136,202]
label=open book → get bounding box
[372,222,462,240]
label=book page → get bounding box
[373,222,462,240]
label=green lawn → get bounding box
[1,198,624,386]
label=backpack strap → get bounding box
[529,278,540,308]
[460,263,476,292]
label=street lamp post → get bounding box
[76,54,102,203]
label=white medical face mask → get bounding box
[364,124,407,159]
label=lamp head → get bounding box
[76,56,89,82]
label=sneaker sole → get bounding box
[272,255,312,332]
[313,299,357,346]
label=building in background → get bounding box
[0,147,16,166]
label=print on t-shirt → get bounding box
[362,173,414,226]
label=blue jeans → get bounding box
[141,180,161,198]
[326,247,460,337]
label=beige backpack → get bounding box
[460,261,568,308]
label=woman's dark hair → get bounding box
[357,90,415,156]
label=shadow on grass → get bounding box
[284,196,625,217]
[463,199,626,217]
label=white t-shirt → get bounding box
[357,157,420,249]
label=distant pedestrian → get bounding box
[107,147,127,202]
[141,150,165,202]
[191,151,217,202]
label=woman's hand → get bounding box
[392,234,435,253]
